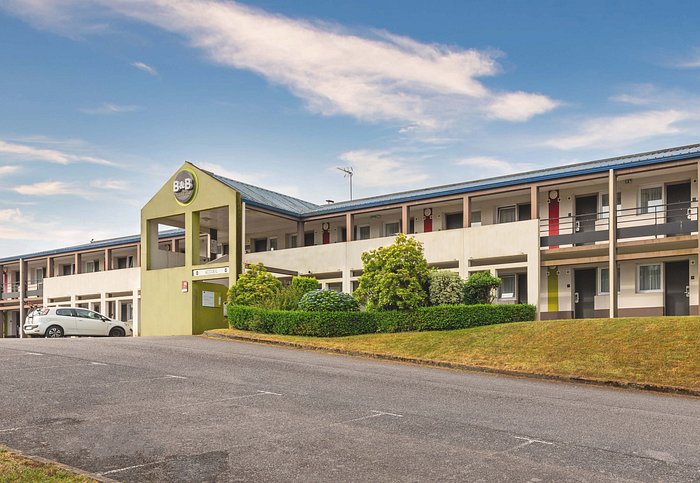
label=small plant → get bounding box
[463,272,501,305]
[227,263,282,306]
[428,271,464,306]
[298,289,359,312]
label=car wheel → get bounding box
[109,327,125,337]
[45,325,64,338]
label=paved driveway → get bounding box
[0,336,699,482]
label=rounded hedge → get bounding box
[298,289,359,312]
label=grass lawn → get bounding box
[0,448,94,482]
[211,317,700,391]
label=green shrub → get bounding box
[298,289,359,312]
[259,285,303,311]
[428,271,464,306]
[228,303,536,337]
[291,276,319,295]
[227,263,282,306]
[463,272,501,305]
[354,233,430,311]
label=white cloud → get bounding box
[1,0,558,127]
[543,110,692,150]
[487,92,559,122]
[671,47,700,69]
[89,179,129,190]
[455,156,535,176]
[79,102,142,115]
[131,61,158,76]
[13,181,84,197]
[0,208,111,244]
[338,150,428,188]
[0,138,115,166]
[0,165,20,175]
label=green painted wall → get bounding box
[140,162,242,336]
[192,281,229,334]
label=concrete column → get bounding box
[186,211,200,266]
[530,185,539,219]
[74,253,81,274]
[345,213,353,241]
[132,290,140,337]
[18,259,25,338]
[401,205,410,234]
[104,248,111,271]
[171,239,176,252]
[608,169,618,318]
[463,196,471,228]
[46,257,53,278]
[297,220,305,248]
[100,292,107,317]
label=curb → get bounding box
[1,446,119,483]
[203,330,700,398]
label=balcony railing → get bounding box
[540,202,698,248]
[0,281,43,299]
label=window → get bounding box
[76,308,101,319]
[86,260,100,273]
[518,204,531,221]
[356,225,370,240]
[253,239,268,252]
[285,233,297,249]
[598,267,620,294]
[638,264,662,292]
[499,275,516,299]
[117,256,134,269]
[339,227,347,242]
[326,282,343,292]
[497,206,517,224]
[471,211,482,227]
[384,221,400,237]
[34,267,45,282]
[600,192,622,219]
[61,264,74,276]
[269,238,278,251]
[445,213,463,230]
[56,308,76,317]
[304,231,315,246]
[640,187,663,214]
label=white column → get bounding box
[608,169,618,318]
[19,259,25,338]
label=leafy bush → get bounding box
[354,233,430,311]
[428,271,464,306]
[228,303,536,337]
[298,289,359,312]
[259,285,303,311]
[227,263,282,306]
[291,276,319,295]
[463,272,501,305]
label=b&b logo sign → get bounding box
[173,169,197,205]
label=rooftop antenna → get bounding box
[337,166,354,200]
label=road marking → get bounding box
[343,410,404,423]
[101,459,173,475]
[165,374,187,379]
[0,427,24,433]
[25,352,43,356]
[90,362,107,366]
[510,436,554,451]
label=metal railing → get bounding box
[0,281,44,299]
[540,202,698,248]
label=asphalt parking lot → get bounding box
[1,336,699,482]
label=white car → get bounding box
[23,307,132,338]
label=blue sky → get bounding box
[1,0,700,255]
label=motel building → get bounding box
[2,143,700,337]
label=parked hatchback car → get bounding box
[23,307,132,338]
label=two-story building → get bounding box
[3,143,700,337]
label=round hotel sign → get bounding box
[173,169,198,205]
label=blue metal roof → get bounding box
[204,170,319,217]
[0,229,184,264]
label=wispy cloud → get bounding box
[670,47,700,69]
[455,156,535,176]
[338,150,428,189]
[13,181,85,197]
[1,0,558,129]
[89,179,129,190]
[130,61,158,76]
[79,102,142,115]
[0,165,20,175]
[0,208,111,244]
[0,138,115,166]
[543,110,691,150]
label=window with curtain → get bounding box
[599,267,620,294]
[640,187,662,214]
[638,264,661,291]
[471,210,482,227]
[498,206,516,224]
[384,222,400,237]
[499,275,516,299]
